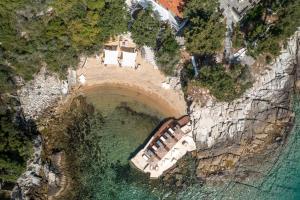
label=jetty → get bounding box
[131,115,196,178]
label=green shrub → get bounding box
[190,64,252,101]
[183,0,226,55]
[241,0,300,57]
[131,8,160,48]
[131,9,181,76]
[0,0,129,80]
[155,27,180,75]
[0,100,33,182]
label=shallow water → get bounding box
[78,86,300,200]
[79,85,167,199]
[83,85,169,164]
[177,99,300,200]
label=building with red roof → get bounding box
[156,0,185,18]
[137,0,187,30]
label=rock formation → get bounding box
[12,136,43,200]
[17,67,69,119]
[12,68,75,200]
[190,31,300,179]
[12,25,300,198]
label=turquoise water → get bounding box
[78,86,172,200]
[77,86,300,200]
[177,99,300,200]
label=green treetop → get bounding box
[183,0,225,55]
[130,8,160,48]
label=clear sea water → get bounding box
[79,86,300,200]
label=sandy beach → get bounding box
[76,50,187,118]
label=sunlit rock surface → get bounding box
[190,31,299,149]
[17,67,64,119]
[17,67,76,119]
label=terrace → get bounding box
[130,115,196,178]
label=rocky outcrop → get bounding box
[12,68,76,200]
[17,67,69,119]
[161,76,183,91]
[12,138,66,200]
[190,31,299,179]
[12,136,43,200]
[190,31,299,148]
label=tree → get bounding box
[240,0,300,57]
[131,8,180,75]
[155,26,180,75]
[188,64,252,101]
[0,0,129,80]
[0,98,33,182]
[130,8,160,48]
[183,0,225,55]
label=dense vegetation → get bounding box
[155,26,181,75]
[0,0,128,186]
[240,0,300,58]
[0,0,129,80]
[130,8,160,48]
[183,0,226,55]
[0,64,15,93]
[131,8,180,75]
[0,96,34,182]
[183,63,252,101]
[0,61,34,184]
[181,0,249,101]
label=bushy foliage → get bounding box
[240,0,300,57]
[131,8,160,48]
[131,9,180,76]
[0,64,15,93]
[189,64,252,101]
[0,0,129,80]
[155,26,180,75]
[183,0,226,55]
[0,98,33,182]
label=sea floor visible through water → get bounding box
[75,86,300,200]
[79,85,179,199]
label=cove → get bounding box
[69,85,300,200]
[83,84,166,165]
[76,84,172,199]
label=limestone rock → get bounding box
[17,67,70,119]
[12,136,43,200]
[190,31,299,150]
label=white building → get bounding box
[135,0,185,30]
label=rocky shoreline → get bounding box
[189,30,300,182]
[11,67,77,200]
[11,30,300,199]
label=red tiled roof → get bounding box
[157,0,185,18]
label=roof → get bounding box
[157,0,185,18]
[121,51,137,68]
[104,49,119,65]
